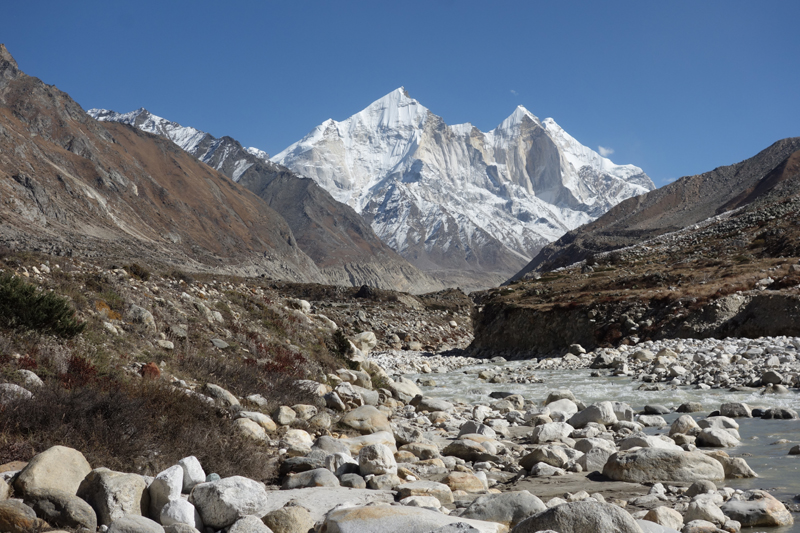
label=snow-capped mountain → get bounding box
[88,108,267,182]
[273,88,655,286]
[88,107,445,293]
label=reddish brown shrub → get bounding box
[139,362,161,380]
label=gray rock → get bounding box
[0,499,43,533]
[189,476,269,530]
[720,489,794,527]
[340,473,366,488]
[204,384,239,407]
[696,428,739,447]
[568,402,618,428]
[685,480,717,498]
[312,435,352,457]
[109,515,165,533]
[0,383,33,405]
[396,480,454,506]
[178,456,206,493]
[512,501,643,533]
[529,422,574,444]
[358,444,397,476]
[77,467,150,526]
[127,305,156,332]
[644,405,670,415]
[319,503,505,533]
[719,402,752,418]
[282,468,340,489]
[677,402,703,413]
[25,488,97,531]
[412,396,454,413]
[603,448,725,482]
[160,499,203,530]
[458,421,497,439]
[460,490,546,528]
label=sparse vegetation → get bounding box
[0,272,85,337]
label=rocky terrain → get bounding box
[471,141,800,357]
[512,137,800,278]
[88,108,444,294]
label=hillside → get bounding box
[89,108,445,293]
[511,137,800,278]
[471,142,800,356]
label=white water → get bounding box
[406,359,800,531]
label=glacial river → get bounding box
[408,360,800,531]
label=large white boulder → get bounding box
[189,476,269,530]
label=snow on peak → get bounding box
[273,88,655,279]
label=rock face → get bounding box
[511,501,643,533]
[88,106,443,294]
[603,449,725,483]
[273,88,653,290]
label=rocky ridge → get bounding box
[0,44,327,283]
[88,108,444,294]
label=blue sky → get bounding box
[3,1,799,186]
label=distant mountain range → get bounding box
[88,107,443,293]
[273,88,655,288]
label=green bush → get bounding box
[0,273,85,337]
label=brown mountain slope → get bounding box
[0,44,324,280]
[512,137,800,278]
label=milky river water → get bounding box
[407,360,800,531]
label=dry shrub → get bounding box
[0,379,277,481]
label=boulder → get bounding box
[14,445,92,496]
[24,488,97,531]
[313,435,353,457]
[684,499,725,525]
[319,503,505,533]
[603,448,725,482]
[442,471,485,493]
[696,428,739,447]
[460,491,546,528]
[0,500,44,533]
[545,399,578,422]
[282,468,340,489]
[396,480,454,505]
[619,435,681,451]
[511,501,643,533]
[262,504,315,533]
[178,456,206,492]
[339,431,397,455]
[204,384,239,407]
[669,415,700,437]
[703,451,757,478]
[719,402,752,418]
[359,444,397,476]
[458,421,497,439]
[260,487,394,523]
[720,489,794,527]
[367,474,402,491]
[520,446,570,470]
[236,412,277,432]
[149,465,184,522]
[160,499,203,530]
[352,332,378,354]
[109,515,165,533]
[412,396,454,413]
[568,402,618,428]
[228,515,273,533]
[189,476,269,530]
[235,418,267,440]
[273,406,297,426]
[77,467,150,526]
[642,506,683,531]
[388,377,423,403]
[529,422,574,444]
[341,405,392,434]
[442,439,496,462]
[680,520,718,533]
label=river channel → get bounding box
[407,360,800,532]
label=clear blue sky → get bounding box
[3,1,799,186]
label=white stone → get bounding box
[178,456,205,493]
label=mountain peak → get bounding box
[0,44,21,82]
